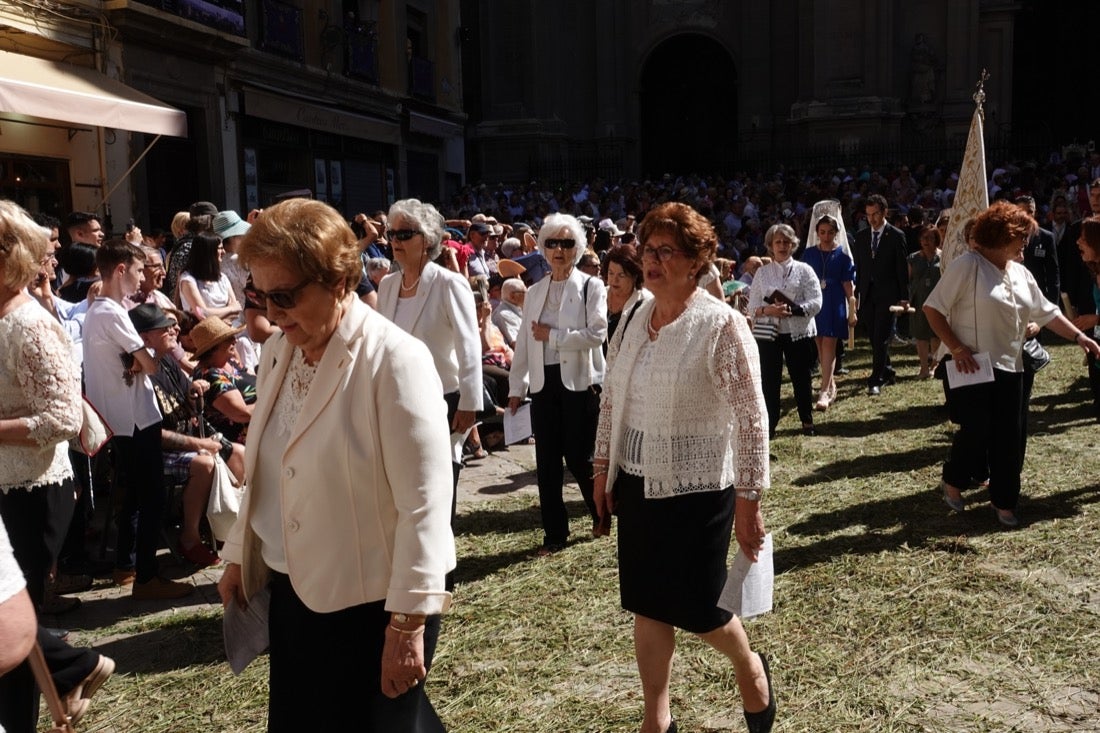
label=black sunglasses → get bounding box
[385,229,422,241]
[544,238,576,250]
[245,278,313,309]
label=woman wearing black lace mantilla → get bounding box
[593,202,775,733]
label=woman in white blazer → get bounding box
[508,213,608,555]
[377,199,483,511]
[218,199,455,732]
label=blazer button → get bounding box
[284,467,294,479]
[287,519,300,532]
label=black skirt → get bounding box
[614,472,735,633]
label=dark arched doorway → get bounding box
[639,35,737,178]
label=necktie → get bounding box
[871,230,880,258]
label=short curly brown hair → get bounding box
[600,243,643,289]
[971,200,1037,250]
[636,202,717,276]
[239,198,361,293]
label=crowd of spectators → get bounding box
[3,144,1100,730]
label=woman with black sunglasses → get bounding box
[218,199,455,731]
[508,212,608,555]
[376,198,484,514]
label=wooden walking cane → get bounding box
[28,641,76,732]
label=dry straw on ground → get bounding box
[65,341,1099,732]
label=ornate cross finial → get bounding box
[973,69,989,108]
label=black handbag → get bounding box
[1021,337,1051,373]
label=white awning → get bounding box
[0,50,187,137]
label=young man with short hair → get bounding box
[83,240,192,600]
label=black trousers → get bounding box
[529,365,599,546]
[942,369,1026,511]
[757,334,816,433]
[860,297,896,386]
[0,480,98,732]
[111,421,165,583]
[267,573,445,733]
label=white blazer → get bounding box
[221,298,456,614]
[377,262,484,412]
[509,269,607,397]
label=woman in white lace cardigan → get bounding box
[593,202,776,733]
[746,223,823,437]
[0,200,109,731]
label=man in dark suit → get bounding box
[853,194,909,395]
[1016,196,1060,306]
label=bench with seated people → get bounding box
[129,305,245,567]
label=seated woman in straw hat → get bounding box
[190,316,256,444]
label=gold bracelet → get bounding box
[388,624,425,636]
[592,467,608,479]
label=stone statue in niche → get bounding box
[909,33,937,105]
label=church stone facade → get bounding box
[463,0,1024,182]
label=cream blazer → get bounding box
[376,262,483,412]
[221,298,456,614]
[509,269,607,397]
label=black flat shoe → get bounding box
[665,721,677,733]
[744,653,776,733]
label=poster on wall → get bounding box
[244,148,259,212]
[329,161,343,209]
[314,158,328,202]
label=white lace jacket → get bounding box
[0,300,81,492]
[595,290,770,498]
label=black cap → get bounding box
[189,201,219,217]
[469,222,490,235]
[129,304,174,333]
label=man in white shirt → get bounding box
[492,278,526,348]
[84,240,192,600]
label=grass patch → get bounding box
[68,341,1100,732]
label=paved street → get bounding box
[43,442,542,644]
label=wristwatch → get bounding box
[392,612,424,625]
[735,489,761,501]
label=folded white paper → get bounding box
[945,351,995,389]
[503,402,533,445]
[718,533,773,620]
[223,586,271,675]
[451,422,480,464]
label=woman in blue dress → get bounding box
[802,205,856,410]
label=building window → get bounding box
[407,6,433,101]
[259,0,304,61]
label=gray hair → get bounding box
[537,212,587,265]
[388,198,445,259]
[501,277,527,298]
[764,223,800,253]
[365,257,391,274]
[500,237,521,257]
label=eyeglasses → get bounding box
[641,245,685,262]
[245,278,313,309]
[544,238,576,250]
[385,229,422,241]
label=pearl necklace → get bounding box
[400,273,422,292]
[646,315,660,340]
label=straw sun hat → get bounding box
[191,316,245,359]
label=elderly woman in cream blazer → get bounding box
[218,199,455,732]
[508,212,607,555]
[377,198,483,507]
